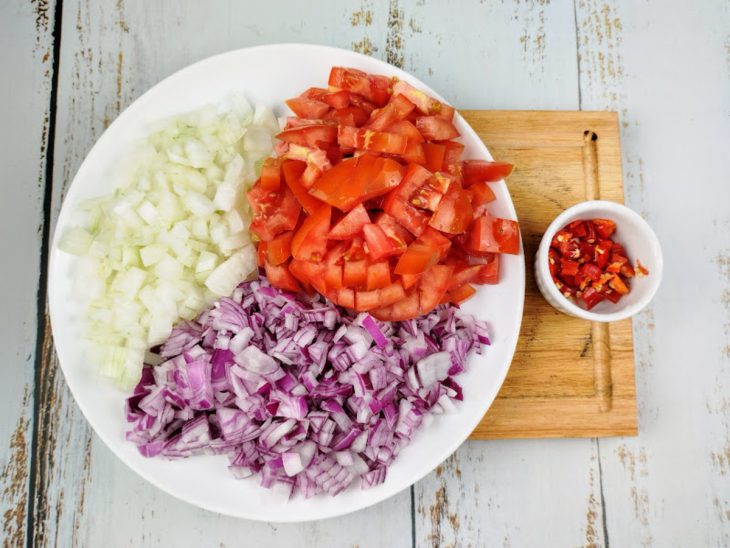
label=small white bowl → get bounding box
[535,200,663,322]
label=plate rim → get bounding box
[48,42,525,522]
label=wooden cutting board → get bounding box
[463,111,638,439]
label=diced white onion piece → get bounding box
[205,245,256,296]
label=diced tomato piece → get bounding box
[343,260,368,288]
[337,126,408,155]
[336,287,356,308]
[593,218,617,239]
[324,265,344,291]
[260,158,281,190]
[428,185,473,234]
[493,218,521,255]
[328,203,371,239]
[266,231,293,265]
[302,87,329,100]
[401,140,426,165]
[467,214,498,255]
[291,204,331,261]
[461,160,514,185]
[277,124,337,148]
[387,119,424,142]
[448,265,483,289]
[344,236,367,262]
[580,286,605,310]
[310,153,405,211]
[400,273,421,290]
[265,260,301,293]
[392,80,454,119]
[467,181,496,217]
[389,290,420,321]
[374,212,415,247]
[370,306,393,321]
[419,227,452,259]
[288,259,326,294]
[349,93,377,114]
[363,223,405,260]
[286,96,330,119]
[281,160,325,215]
[378,282,407,307]
[394,240,440,275]
[366,262,391,290]
[329,67,391,106]
[257,241,267,267]
[422,143,446,173]
[326,106,369,127]
[354,289,381,311]
[248,184,301,242]
[415,116,459,141]
[475,254,500,284]
[440,140,465,168]
[322,89,350,109]
[382,196,430,237]
[418,264,454,313]
[448,284,477,304]
[367,94,416,131]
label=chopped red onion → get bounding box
[126,276,489,498]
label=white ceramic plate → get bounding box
[48,44,525,522]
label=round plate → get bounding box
[48,44,525,522]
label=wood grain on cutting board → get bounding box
[463,111,638,439]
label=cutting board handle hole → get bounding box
[584,130,598,141]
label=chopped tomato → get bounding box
[248,184,301,242]
[428,185,473,234]
[423,143,446,172]
[281,160,325,215]
[337,126,408,155]
[440,140,465,168]
[394,240,440,275]
[328,67,390,106]
[322,89,350,109]
[461,160,514,185]
[291,204,331,261]
[260,158,281,190]
[250,66,519,317]
[448,283,477,304]
[363,223,405,260]
[392,80,454,119]
[266,231,293,265]
[265,260,301,293]
[343,260,368,288]
[389,290,420,321]
[418,264,454,314]
[467,181,496,217]
[400,272,421,289]
[309,153,405,211]
[326,106,369,127]
[328,203,371,239]
[367,94,416,131]
[277,124,337,148]
[366,261,391,290]
[286,96,330,119]
[324,264,344,291]
[415,116,459,141]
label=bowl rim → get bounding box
[536,200,663,322]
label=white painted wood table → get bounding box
[1,1,729,546]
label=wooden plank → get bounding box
[0,1,56,546]
[459,110,637,439]
[35,1,412,546]
[576,0,730,546]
